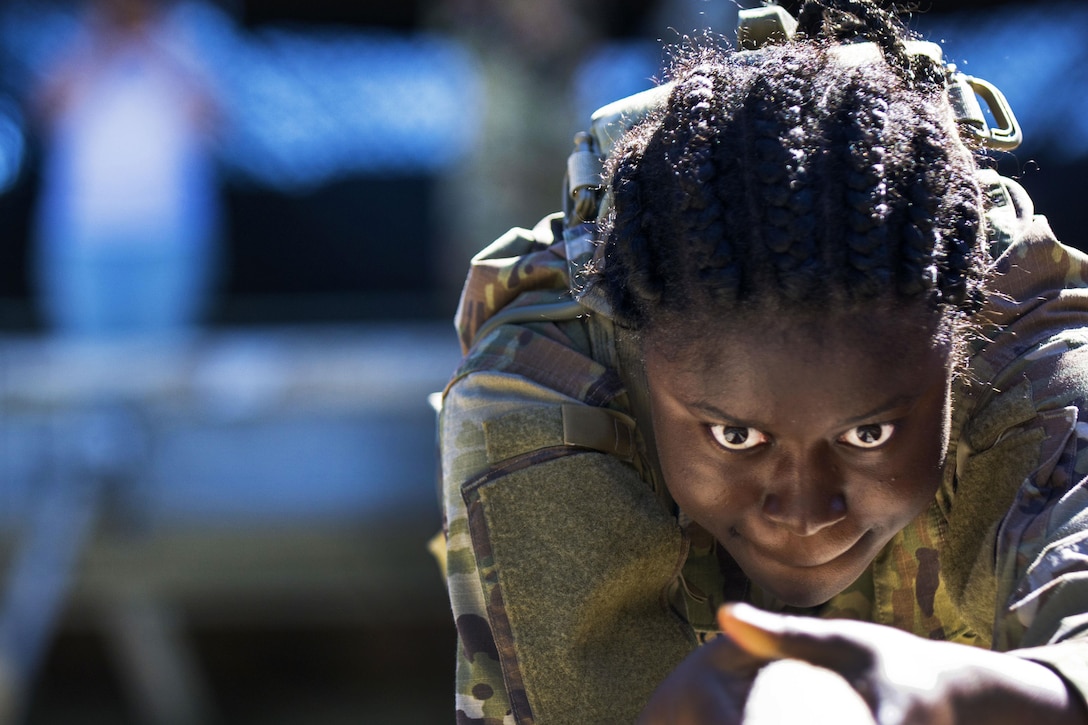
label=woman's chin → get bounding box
[745,565,863,609]
[759,580,842,608]
[728,530,879,609]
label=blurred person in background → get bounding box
[27,0,223,339]
[426,0,595,292]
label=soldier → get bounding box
[437,0,1088,722]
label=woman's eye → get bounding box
[839,423,895,449]
[709,425,768,451]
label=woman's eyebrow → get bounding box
[838,393,921,427]
[686,400,768,429]
[687,393,922,430]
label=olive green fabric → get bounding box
[945,379,1046,638]
[467,451,692,723]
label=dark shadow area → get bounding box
[220,174,448,324]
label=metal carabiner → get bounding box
[949,70,1023,151]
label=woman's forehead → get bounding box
[643,309,952,433]
[643,304,952,389]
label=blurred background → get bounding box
[0,0,1081,723]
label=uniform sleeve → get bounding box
[993,338,1088,707]
[957,229,1088,707]
[438,355,695,724]
[440,370,547,725]
[437,214,696,723]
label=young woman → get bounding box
[437,1,1088,722]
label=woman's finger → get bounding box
[745,658,878,725]
[716,603,788,660]
[718,603,878,682]
[719,604,886,717]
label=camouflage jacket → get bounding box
[437,172,1088,724]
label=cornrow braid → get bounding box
[591,0,987,340]
[740,56,821,303]
[897,109,949,300]
[600,59,749,322]
[940,182,986,310]
[839,76,894,300]
[694,68,747,304]
[608,166,662,315]
[669,65,729,310]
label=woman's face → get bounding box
[642,306,954,608]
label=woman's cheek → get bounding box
[665,453,748,514]
[660,445,707,504]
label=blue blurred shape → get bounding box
[0,0,482,193]
[0,97,25,194]
[205,27,484,189]
[918,2,1088,158]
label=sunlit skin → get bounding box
[642,303,954,608]
[637,602,1083,724]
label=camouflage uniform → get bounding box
[437,160,1088,723]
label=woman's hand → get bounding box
[635,625,763,725]
[638,602,1086,724]
[636,613,874,725]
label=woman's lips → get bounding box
[732,526,868,569]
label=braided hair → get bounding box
[592,0,987,345]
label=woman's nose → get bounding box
[760,456,847,536]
